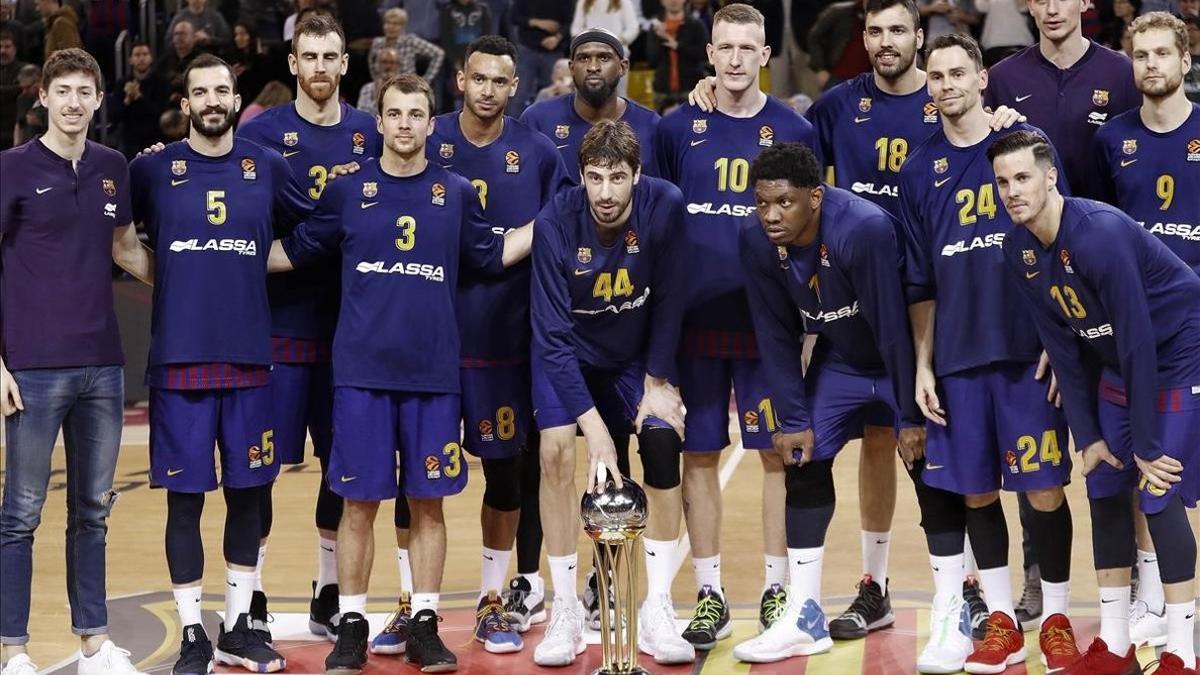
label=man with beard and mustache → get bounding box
[520,28,660,182]
[127,53,310,675]
[236,12,383,646]
[424,34,570,655]
[1090,12,1200,655]
[897,33,1079,675]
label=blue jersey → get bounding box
[519,94,660,181]
[1093,104,1200,274]
[237,101,383,345]
[131,139,310,369]
[530,176,686,420]
[655,98,818,353]
[427,112,570,362]
[898,123,1069,376]
[739,187,922,433]
[1003,198,1200,460]
[805,72,940,215]
[282,160,503,393]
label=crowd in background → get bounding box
[0,0,1197,158]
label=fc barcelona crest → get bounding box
[440,143,454,159]
[362,182,378,198]
[933,157,948,174]
[283,131,299,147]
[858,97,872,113]
[1022,249,1036,266]
[555,124,570,140]
[171,160,187,176]
[692,118,707,134]
[1122,139,1137,155]
[1092,89,1110,107]
[101,178,116,196]
[577,247,592,264]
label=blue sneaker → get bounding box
[370,594,411,655]
[732,598,833,663]
[475,591,523,654]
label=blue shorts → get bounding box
[149,385,279,493]
[678,355,774,451]
[533,362,662,433]
[461,365,531,459]
[270,362,333,465]
[329,387,466,501]
[1086,384,1200,514]
[808,362,898,462]
[923,362,1070,495]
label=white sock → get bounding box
[479,546,511,599]
[978,566,1016,623]
[317,538,338,591]
[693,554,721,593]
[930,553,965,599]
[547,553,578,604]
[1165,600,1197,664]
[963,536,979,576]
[643,538,675,598]
[1040,580,1070,627]
[764,554,787,591]
[339,593,367,617]
[396,547,414,595]
[1135,549,1165,613]
[1099,585,1131,656]
[861,530,890,593]
[787,547,824,606]
[254,543,268,592]
[412,592,439,616]
[174,585,203,627]
[520,572,544,595]
[225,568,256,622]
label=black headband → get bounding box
[570,29,626,60]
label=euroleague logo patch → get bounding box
[1188,138,1200,162]
[431,182,446,206]
[352,131,366,155]
[505,150,521,174]
[743,410,761,433]
[425,455,442,479]
[479,419,495,442]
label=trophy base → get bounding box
[590,668,651,675]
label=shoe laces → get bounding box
[545,604,581,639]
[843,577,883,619]
[980,616,1020,652]
[688,594,724,631]
[1017,579,1042,610]
[382,606,410,635]
[99,644,136,669]
[761,588,788,622]
[963,579,988,615]
[477,599,515,634]
[1042,626,1077,657]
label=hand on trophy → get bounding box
[580,411,625,492]
[635,375,686,440]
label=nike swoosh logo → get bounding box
[167,468,184,476]
[340,475,357,483]
[321,546,334,552]
[36,187,53,194]
[875,539,888,544]
[647,550,657,556]
[854,117,871,124]
[361,201,378,209]
[574,268,593,276]
[1101,598,1119,603]
[1015,94,1032,102]
[568,565,577,571]
[283,150,300,158]
[171,179,190,187]
[227,581,238,587]
[1025,271,1040,279]
[556,144,569,149]
[925,463,945,470]
[796,558,819,565]
[690,139,707,147]
[1120,159,1137,167]
[483,554,494,560]
[934,178,951,188]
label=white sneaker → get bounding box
[1,654,37,675]
[637,595,696,664]
[533,599,586,667]
[78,640,146,674]
[1129,600,1169,648]
[733,596,833,663]
[917,593,974,674]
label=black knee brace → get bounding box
[965,499,1009,570]
[482,455,522,512]
[1147,495,1196,584]
[1090,492,1136,570]
[315,475,344,531]
[784,459,836,548]
[613,431,631,479]
[907,463,967,555]
[638,427,682,490]
[166,491,205,585]
[394,494,411,529]
[516,436,543,575]
[222,486,262,567]
[259,482,274,539]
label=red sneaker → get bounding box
[1062,637,1141,675]
[1039,613,1080,673]
[1149,652,1199,675]
[965,611,1026,674]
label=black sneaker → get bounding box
[250,590,273,645]
[173,624,214,675]
[758,582,788,632]
[681,585,732,650]
[1014,564,1043,632]
[325,612,369,674]
[215,613,286,672]
[583,569,612,631]
[406,609,458,673]
[310,581,340,641]
[503,575,547,632]
[829,575,895,639]
[963,576,989,640]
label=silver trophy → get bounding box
[581,467,650,675]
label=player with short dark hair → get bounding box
[130,53,311,675]
[270,73,534,675]
[993,128,1199,675]
[530,119,692,668]
[899,34,1079,674]
[426,33,570,654]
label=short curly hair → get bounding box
[749,143,822,190]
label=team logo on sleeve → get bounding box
[1187,139,1200,162]
[101,178,116,196]
[777,245,790,270]
[624,230,640,254]
[171,160,187,176]
[1060,249,1074,274]
[743,410,761,433]
[241,158,257,180]
[431,183,446,206]
[505,150,521,174]
[933,157,948,174]
[922,101,939,123]
[858,97,872,113]
[352,132,366,155]
[1022,249,1036,266]
[577,247,592,263]
[424,455,442,479]
[555,124,570,139]
[1092,89,1110,107]
[283,131,299,147]
[819,243,830,267]
[439,143,454,159]
[1122,139,1138,155]
[692,118,707,133]
[758,125,775,147]
[362,182,378,198]
[479,419,495,442]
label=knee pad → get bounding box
[909,465,967,535]
[482,456,522,512]
[166,491,206,584]
[315,477,344,531]
[222,486,262,567]
[258,482,274,538]
[638,427,682,490]
[784,459,835,508]
[394,495,411,529]
[1147,496,1196,584]
[1090,493,1136,570]
[613,431,631,478]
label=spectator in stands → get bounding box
[0,28,25,149]
[157,106,186,141]
[85,0,127,79]
[441,0,492,105]
[237,78,290,124]
[228,21,269,103]
[109,40,170,158]
[510,0,573,113]
[1185,15,1199,101]
[369,7,443,85]
[976,0,1036,65]
[357,45,400,112]
[687,0,714,31]
[282,0,316,41]
[155,19,204,84]
[1141,0,1179,18]
[571,0,640,96]
[645,0,707,112]
[168,0,231,49]
[535,56,572,100]
[0,2,25,61]
[808,0,869,90]
[1098,0,1140,51]
[36,0,81,59]
[398,0,443,42]
[786,92,813,114]
[919,0,979,42]
[1180,0,1198,16]
[13,62,44,144]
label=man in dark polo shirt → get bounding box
[0,48,150,675]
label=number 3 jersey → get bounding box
[237,102,382,346]
[898,122,1068,377]
[282,160,504,393]
[130,139,311,371]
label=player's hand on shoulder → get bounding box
[1135,453,1183,491]
[772,429,814,467]
[897,425,927,470]
[327,161,361,181]
[914,367,947,427]
[1079,439,1123,476]
[0,362,23,417]
[687,76,718,113]
[986,105,1028,131]
[137,142,166,157]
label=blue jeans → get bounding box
[511,44,563,115]
[1,366,124,645]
